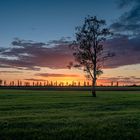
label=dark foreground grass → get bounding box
[0,90,140,140]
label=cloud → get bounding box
[0,1,139,72]
[105,0,140,68]
[47,37,72,46]
[104,34,140,68]
[24,78,46,81]
[99,76,140,84]
[111,0,140,35]
[35,73,79,77]
[0,35,140,70]
[0,71,22,74]
[0,38,74,70]
[12,38,46,47]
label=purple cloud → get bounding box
[35,73,79,77]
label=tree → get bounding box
[0,79,2,86]
[70,16,113,97]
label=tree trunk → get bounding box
[92,89,96,97]
[92,79,96,97]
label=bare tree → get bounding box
[70,16,113,97]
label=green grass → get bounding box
[0,90,140,140]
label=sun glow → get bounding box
[0,64,140,86]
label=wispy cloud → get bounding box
[35,73,79,77]
[0,71,22,74]
[99,76,140,84]
[24,78,46,81]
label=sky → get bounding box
[0,0,140,86]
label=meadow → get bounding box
[0,90,140,140]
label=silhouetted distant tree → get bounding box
[87,81,89,86]
[19,81,22,86]
[0,80,2,86]
[84,81,86,86]
[4,80,6,86]
[70,16,113,97]
[36,82,39,86]
[66,82,68,86]
[78,82,80,86]
[44,82,46,86]
[18,80,20,86]
[55,81,57,86]
[46,81,49,86]
[116,81,119,87]
[111,81,113,86]
[12,81,14,86]
[50,81,53,86]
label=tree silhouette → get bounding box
[0,79,2,86]
[71,16,113,97]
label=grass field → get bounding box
[0,90,140,140]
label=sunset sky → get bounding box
[0,0,140,86]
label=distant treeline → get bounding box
[0,79,138,87]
